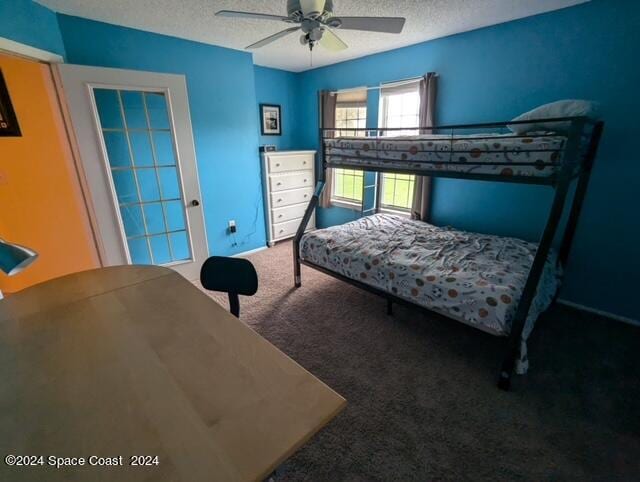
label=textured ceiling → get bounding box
[38,0,589,72]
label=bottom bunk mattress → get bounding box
[299,214,560,371]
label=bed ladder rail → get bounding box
[293,180,325,287]
[498,119,587,391]
[558,121,605,266]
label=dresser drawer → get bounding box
[268,153,313,173]
[271,203,308,224]
[270,171,313,192]
[272,215,315,240]
[270,187,313,208]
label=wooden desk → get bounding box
[0,266,345,482]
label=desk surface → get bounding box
[0,266,345,482]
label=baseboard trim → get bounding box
[231,246,268,258]
[557,298,640,327]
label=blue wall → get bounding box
[254,65,301,151]
[295,0,640,320]
[3,0,637,319]
[57,14,267,256]
[0,0,65,56]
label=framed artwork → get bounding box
[0,69,21,137]
[260,104,281,136]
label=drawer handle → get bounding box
[277,182,282,186]
[277,198,282,202]
[279,229,284,233]
[276,163,280,167]
[304,194,308,198]
[278,214,283,218]
[304,179,308,182]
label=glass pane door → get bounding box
[93,88,191,265]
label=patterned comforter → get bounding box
[324,132,568,178]
[300,214,560,373]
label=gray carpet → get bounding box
[203,241,640,481]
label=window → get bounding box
[335,104,367,137]
[93,88,191,265]
[381,172,415,211]
[331,89,367,206]
[333,168,364,203]
[378,82,420,212]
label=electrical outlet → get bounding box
[228,220,237,234]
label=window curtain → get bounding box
[319,90,337,208]
[411,72,437,222]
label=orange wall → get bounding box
[0,53,99,293]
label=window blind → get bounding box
[336,89,367,107]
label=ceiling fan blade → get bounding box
[215,10,290,22]
[320,28,348,52]
[333,16,406,34]
[300,0,326,18]
[246,27,301,49]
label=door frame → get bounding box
[55,64,209,279]
[0,38,106,268]
[86,82,189,267]
[0,37,64,63]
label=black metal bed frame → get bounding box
[292,117,604,390]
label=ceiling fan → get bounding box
[215,0,406,52]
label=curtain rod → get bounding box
[329,73,437,95]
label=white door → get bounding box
[56,64,208,280]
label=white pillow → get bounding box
[508,100,598,134]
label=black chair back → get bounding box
[200,256,258,318]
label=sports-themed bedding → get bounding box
[324,132,568,178]
[299,214,561,373]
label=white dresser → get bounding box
[261,150,316,246]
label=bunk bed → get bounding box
[292,117,604,390]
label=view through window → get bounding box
[332,98,366,205]
[378,83,420,212]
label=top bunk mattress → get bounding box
[324,132,568,178]
[299,214,560,338]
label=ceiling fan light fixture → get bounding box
[309,28,323,41]
[218,0,404,54]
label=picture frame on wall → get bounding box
[260,104,281,136]
[0,69,21,137]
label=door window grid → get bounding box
[333,105,366,204]
[94,88,191,265]
[379,87,419,211]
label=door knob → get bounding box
[190,199,200,207]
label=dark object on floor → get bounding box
[202,242,640,481]
[200,256,258,317]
